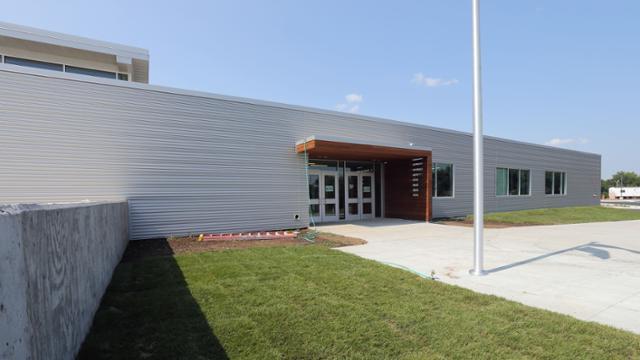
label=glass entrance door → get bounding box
[308,161,376,223]
[345,174,360,220]
[308,170,339,222]
[321,173,338,222]
[308,172,320,221]
[345,171,375,221]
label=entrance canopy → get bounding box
[295,135,431,161]
[296,135,433,222]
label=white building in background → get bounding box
[609,187,640,199]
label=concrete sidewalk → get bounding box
[318,219,640,334]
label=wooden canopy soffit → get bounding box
[295,138,431,161]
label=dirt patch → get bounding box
[305,231,367,247]
[122,230,366,262]
[436,219,537,229]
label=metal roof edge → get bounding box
[0,21,149,60]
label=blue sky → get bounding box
[5,1,639,177]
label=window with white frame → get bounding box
[4,56,63,72]
[496,168,530,196]
[432,163,454,197]
[65,65,117,79]
[545,171,567,195]
[2,55,130,81]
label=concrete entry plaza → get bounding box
[318,219,640,334]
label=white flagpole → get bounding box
[471,0,487,276]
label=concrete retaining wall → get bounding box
[0,201,128,360]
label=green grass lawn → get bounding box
[79,244,640,359]
[466,206,640,225]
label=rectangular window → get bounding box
[520,170,530,195]
[363,202,372,214]
[496,167,530,196]
[308,174,319,200]
[324,175,335,199]
[553,172,562,194]
[362,176,372,199]
[117,73,129,81]
[508,169,520,195]
[325,204,336,216]
[496,168,508,196]
[65,65,116,79]
[432,163,454,198]
[546,171,567,195]
[308,160,338,171]
[345,161,374,172]
[348,176,358,198]
[310,204,320,218]
[4,56,63,72]
[545,171,553,194]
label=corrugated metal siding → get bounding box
[0,69,601,239]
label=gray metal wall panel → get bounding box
[0,69,601,239]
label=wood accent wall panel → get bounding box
[384,156,432,221]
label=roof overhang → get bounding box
[0,21,149,61]
[295,135,431,161]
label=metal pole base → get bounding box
[469,269,488,276]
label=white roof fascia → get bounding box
[0,21,149,60]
